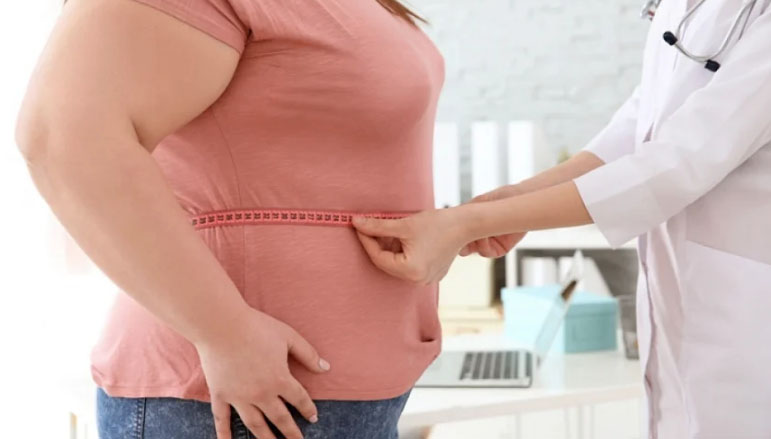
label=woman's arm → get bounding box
[16,0,246,352]
[16,2,324,438]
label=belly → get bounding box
[198,222,442,396]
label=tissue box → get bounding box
[502,285,618,353]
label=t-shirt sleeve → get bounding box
[131,0,248,54]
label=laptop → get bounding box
[415,250,583,388]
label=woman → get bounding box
[15,0,443,438]
[354,1,771,437]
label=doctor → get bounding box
[353,0,771,437]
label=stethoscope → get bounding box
[640,0,758,72]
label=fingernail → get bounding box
[319,358,330,371]
[352,216,366,225]
[310,414,319,423]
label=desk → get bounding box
[399,333,643,439]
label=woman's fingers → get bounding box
[236,404,276,439]
[262,400,304,439]
[286,329,331,374]
[211,398,232,439]
[280,378,319,424]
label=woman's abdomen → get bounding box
[239,223,441,399]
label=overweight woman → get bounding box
[352,1,771,436]
[15,0,443,438]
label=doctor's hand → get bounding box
[459,185,527,258]
[353,208,470,284]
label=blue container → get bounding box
[502,285,618,353]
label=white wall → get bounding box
[0,1,115,435]
[415,0,648,199]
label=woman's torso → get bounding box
[91,0,445,401]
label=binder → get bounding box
[508,121,553,184]
[471,121,503,198]
[433,122,461,209]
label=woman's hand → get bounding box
[353,208,471,284]
[196,308,330,439]
[459,185,528,258]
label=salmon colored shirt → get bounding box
[90,0,445,401]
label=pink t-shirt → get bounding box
[90,0,445,401]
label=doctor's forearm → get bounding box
[459,181,593,240]
[514,151,605,193]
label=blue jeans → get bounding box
[96,387,412,439]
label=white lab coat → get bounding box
[573,0,771,437]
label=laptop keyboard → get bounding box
[460,351,531,381]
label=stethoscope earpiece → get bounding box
[704,60,721,72]
[662,31,678,46]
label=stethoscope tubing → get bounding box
[668,0,756,63]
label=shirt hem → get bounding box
[93,367,418,402]
[95,380,417,403]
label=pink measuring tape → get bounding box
[190,208,411,230]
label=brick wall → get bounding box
[413,0,649,197]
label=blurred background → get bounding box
[1,1,647,437]
[423,0,645,201]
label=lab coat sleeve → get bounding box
[574,10,771,248]
[582,85,641,163]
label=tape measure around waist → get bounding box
[190,208,411,230]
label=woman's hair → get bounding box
[376,0,426,25]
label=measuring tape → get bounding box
[190,208,411,230]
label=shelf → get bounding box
[516,226,637,250]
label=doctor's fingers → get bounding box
[356,232,413,280]
[471,238,496,258]
[459,243,475,256]
[352,216,410,238]
[460,237,497,258]
[376,236,403,253]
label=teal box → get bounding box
[502,285,618,353]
